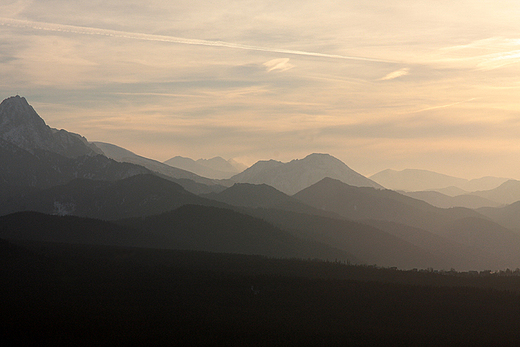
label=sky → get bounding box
[2,0,520,179]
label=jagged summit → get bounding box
[0,95,101,158]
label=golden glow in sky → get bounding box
[1,0,520,178]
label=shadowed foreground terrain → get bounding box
[3,240,520,346]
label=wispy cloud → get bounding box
[0,17,396,64]
[477,50,520,70]
[440,38,520,70]
[263,58,295,72]
[379,68,410,81]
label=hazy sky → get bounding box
[2,0,520,179]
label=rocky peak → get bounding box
[0,95,45,126]
[0,95,101,158]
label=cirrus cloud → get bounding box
[263,58,295,72]
[379,68,410,81]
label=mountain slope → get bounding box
[0,174,226,220]
[230,153,383,195]
[439,217,520,266]
[362,219,501,270]
[0,96,101,158]
[477,201,520,232]
[0,138,151,199]
[117,204,358,262]
[293,178,481,234]
[469,180,520,205]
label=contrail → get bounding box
[0,17,396,64]
[412,98,477,113]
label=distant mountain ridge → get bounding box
[163,155,244,179]
[404,179,520,209]
[93,142,222,189]
[370,168,508,192]
[401,190,502,209]
[230,153,383,195]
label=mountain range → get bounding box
[229,153,383,195]
[3,95,520,271]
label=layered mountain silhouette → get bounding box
[292,178,520,268]
[3,95,520,271]
[0,208,355,262]
[246,208,452,269]
[230,153,383,195]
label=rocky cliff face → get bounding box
[0,96,101,158]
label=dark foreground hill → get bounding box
[0,211,170,248]
[4,240,520,346]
